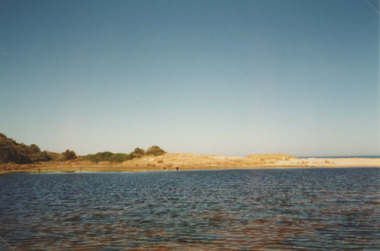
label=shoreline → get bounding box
[1,153,379,174]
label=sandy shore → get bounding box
[0,153,379,174]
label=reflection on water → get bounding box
[0,168,379,250]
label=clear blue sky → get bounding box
[0,0,379,157]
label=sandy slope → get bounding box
[1,153,379,174]
[118,153,380,170]
[275,157,380,168]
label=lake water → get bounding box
[0,168,379,250]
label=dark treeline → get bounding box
[0,132,50,164]
[0,133,76,164]
[0,132,165,164]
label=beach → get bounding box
[1,153,379,174]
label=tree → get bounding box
[15,144,32,164]
[63,149,76,160]
[30,144,41,154]
[0,132,60,163]
[38,151,51,162]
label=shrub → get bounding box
[133,147,145,155]
[146,146,166,156]
[63,150,77,160]
[109,153,129,163]
[83,152,111,163]
[47,152,60,161]
[38,151,52,161]
[129,147,145,159]
[83,152,130,163]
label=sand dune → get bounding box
[1,153,379,174]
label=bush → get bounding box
[129,147,145,159]
[83,152,108,163]
[47,152,60,161]
[83,152,129,163]
[109,153,129,162]
[146,146,166,156]
[38,151,52,161]
[63,150,76,160]
[133,147,145,155]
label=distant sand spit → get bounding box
[0,153,379,174]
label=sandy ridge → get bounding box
[0,153,379,174]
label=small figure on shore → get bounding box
[176,167,179,171]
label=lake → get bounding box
[0,168,379,250]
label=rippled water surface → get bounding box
[0,168,379,250]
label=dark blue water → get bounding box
[0,168,379,250]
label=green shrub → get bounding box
[82,154,100,162]
[133,147,145,155]
[63,149,77,160]
[109,153,129,162]
[83,152,129,163]
[83,152,110,163]
[47,152,60,161]
[129,147,145,159]
[146,146,166,156]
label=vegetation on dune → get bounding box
[81,152,131,163]
[62,149,77,160]
[146,145,166,156]
[0,132,166,165]
[82,146,166,163]
[129,147,145,159]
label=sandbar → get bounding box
[1,153,379,174]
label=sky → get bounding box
[0,0,379,157]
